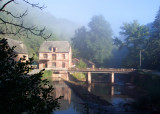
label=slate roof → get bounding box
[5,38,28,54]
[39,41,71,53]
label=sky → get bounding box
[38,0,160,36]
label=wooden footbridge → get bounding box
[48,68,135,84]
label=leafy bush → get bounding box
[0,38,61,113]
[43,70,52,78]
[76,59,87,68]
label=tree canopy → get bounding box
[113,7,160,70]
[118,20,149,68]
[144,7,160,69]
[72,15,113,66]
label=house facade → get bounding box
[39,41,72,70]
[1,38,28,61]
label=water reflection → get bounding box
[111,86,114,97]
[47,78,82,114]
[47,75,134,113]
[90,83,130,104]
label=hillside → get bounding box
[0,1,80,60]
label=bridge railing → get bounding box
[68,68,135,72]
[44,67,135,72]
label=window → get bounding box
[52,47,56,52]
[62,62,65,68]
[52,54,56,60]
[45,63,47,68]
[62,54,65,59]
[43,54,48,58]
[52,62,56,68]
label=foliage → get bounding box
[144,7,160,70]
[42,70,52,79]
[115,20,149,68]
[71,73,86,81]
[114,7,160,70]
[72,59,87,81]
[76,59,87,68]
[0,39,62,113]
[72,15,113,67]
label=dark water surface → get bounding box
[48,74,135,114]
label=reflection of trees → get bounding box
[91,83,111,95]
[91,83,127,102]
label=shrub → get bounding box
[0,38,62,113]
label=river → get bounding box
[47,74,135,114]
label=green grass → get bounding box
[71,72,86,81]
[42,70,52,78]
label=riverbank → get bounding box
[122,71,160,113]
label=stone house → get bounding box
[39,41,72,70]
[0,38,28,61]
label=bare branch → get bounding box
[0,0,51,39]
[1,9,28,18]
[0,17,51,39]
[22,0,46,10]
[0,0,14,11]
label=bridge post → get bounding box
[110,72,114,84]
[111,86,114,96]
[67,72,70,81]
[88,72,91,84]
[88,84,91,92]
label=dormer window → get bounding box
[51,47,57,52]
[19,42,24,48]
[43,54,48,58]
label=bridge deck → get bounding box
[68,68,135,73]
[46,68,135,73]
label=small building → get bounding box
[72,58,95,69]
[72,58,80,68]
[1,38,28,61]
[39,41,72,70]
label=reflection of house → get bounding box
[0,38,28,61]
[39,41,72,69]
[53,81,71,110]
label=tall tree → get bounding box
[119,20,149,68]
[72,15,113,66]
[145,7,160,69]
[72,26,88,58]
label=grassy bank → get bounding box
[42,70,52,79]
[70,73,86,81]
